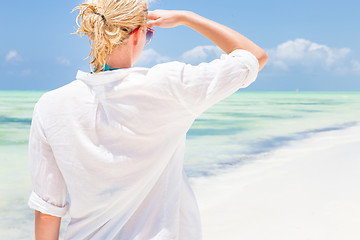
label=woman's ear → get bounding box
[132,26,144,46]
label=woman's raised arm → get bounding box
[147,10,268,71]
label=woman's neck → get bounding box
[106,45,134,69]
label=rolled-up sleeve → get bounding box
[169,49,259,116]
[28,103,68,217]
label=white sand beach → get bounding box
[193,124,360,240]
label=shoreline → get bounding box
[192,124,360,240]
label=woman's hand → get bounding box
[147,10,188,28]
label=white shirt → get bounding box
[28,49,259,240]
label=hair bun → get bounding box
[93,12,107,24]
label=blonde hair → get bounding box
[73,0,148,73]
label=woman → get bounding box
[28,0,268,239]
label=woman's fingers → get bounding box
[147,11,162,28]
[147,11,159,20]
[147,20,160,28]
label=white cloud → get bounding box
[135,42,359,77]
[135,49,171,67]
[20,68,32,77]
[271,60,289,71]
[5,50,21,63]
[57,57,71,66]
[181,45,224,65]
[267,39,352,73]
[134,46,224,67]
[351,60,360,74]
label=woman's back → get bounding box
[29,53,258,239]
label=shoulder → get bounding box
[147,61,186,75]
[35,80,84,113]
[149,49,258,76]
[141,61,187,87]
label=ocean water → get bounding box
[0,90,359,239]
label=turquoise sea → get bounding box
[1,91,360,239]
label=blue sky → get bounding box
[1,0,359,91]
